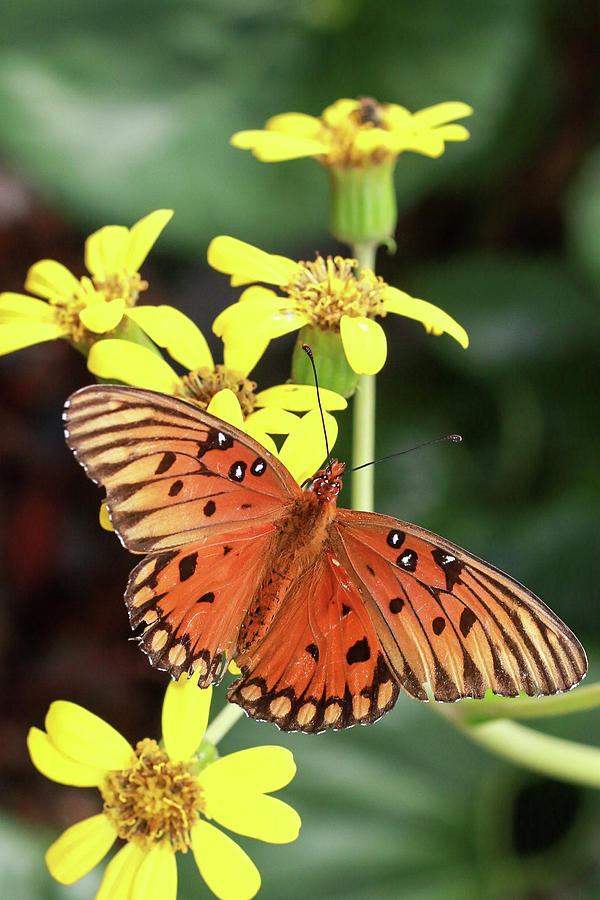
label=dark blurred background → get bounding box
[1,1,599,897]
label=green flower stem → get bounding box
[456,682,600,725]
[462,718,600,790]
[203,702,244,747]
[351,241,378,512]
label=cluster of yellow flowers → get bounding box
[8,96,472,900]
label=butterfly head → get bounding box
[304,459,345,502]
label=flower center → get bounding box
[285,256,387,329]
[93,271,148,307]
[100,738,204,853]
[320,98,392,167]
[176,365,257,417]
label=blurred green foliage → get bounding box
[2,0,600,897]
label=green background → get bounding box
[1,1,599,897]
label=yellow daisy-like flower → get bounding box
[27,676,300,900]
[231,97,472,167]
[87,305,343,483]
[0,209,173,356]
[208,236,468,379]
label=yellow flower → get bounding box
[0,209,172,356]
[231,97,472,167]
[208,236,468,377]
[27,676,300,900]
[87,306,343,482]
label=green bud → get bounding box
[328,160,397,249]
[291,325,359,398]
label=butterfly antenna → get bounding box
[302,343,332,468]
[350,434,462,473]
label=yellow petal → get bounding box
[0,322,68,355]
[241,421,279,456]
[228,661,241,675]
[278,409,338,484]
[340,315,387,374]
[199,746,296,795]
[79,298,126,334]
[265,112,323,138]
[254,383,347,412]
[45,815,117,884]
[412,101,473,128]
[191,820,260,900]
[119,209,174,274]
[87,339,180,393]
[25,260,82,301]
[99,502,115,532]
[96,843,146,900]
[222,333,270,380]
[0,292,56,321]
[126,305,213,370]
[162,676,212,762]
[207,389,244,429]
[85,225,129,279]
[213,288,289,335]
[207,236,298,287]
[45,701,133,770]
[131,842,177,900]
[322,98,360,126]
[27,727,107,786]
[434,123,470,142]
[383,287,469,348]
[230,129,328,162]
[244,407,301,434]
[204,792,300,844]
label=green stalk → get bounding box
[351,241,378,512]
[203,702,244,747]
[463,719,600,790]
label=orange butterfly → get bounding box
[64,386,587,733]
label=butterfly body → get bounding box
[64,385,587,734]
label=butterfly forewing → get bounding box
[64,386,300,552]
[333,510,587,701]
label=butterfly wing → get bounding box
[64,385,300,552]
[126,525,277,686]
[332,510,587,701]
[228,552,400,733]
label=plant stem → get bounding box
[204,702,244,746]
[351,241,378,512]
[463,719,600,790]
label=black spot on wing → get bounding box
[229,461,247,482]
[389,597,404,614]
[432,616,446,635]
[346,638,371,664]
[397,549,418,571]
[155,452,176,474]
[251,457,267,476]
[197,428,234,458]
[305,643,319,661]
[197,592,215,604]
[431,548,464,591]
[459,607,477,637]
[387,529,405,549]
[203,500,216,517]
[178,553,198,582]
[168,480,183,497]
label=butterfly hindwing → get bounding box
[126,524,276,686]
[228,554,400,733]
[333,510,587,701]
[64,385,299,552]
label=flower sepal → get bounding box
[291,326,359,397]
[328,159,397,249]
